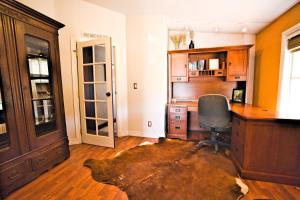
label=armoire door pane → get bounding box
[0,81,8,149]
[25,35,56,136]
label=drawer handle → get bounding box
[236,131,239,137]
[175,126,181,129]
[218,72,222,74]
[177,77,181,81]
[8,171,21,180]
[175,115,180,120]
[175,108,181,112]
[235,76,240,79]
[36,157,47,164]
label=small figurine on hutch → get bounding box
[189,30,195,49]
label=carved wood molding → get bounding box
[0,4,28,22]
[0,0,64,29]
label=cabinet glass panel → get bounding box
[0,79,8,149]
[25,35,56,136]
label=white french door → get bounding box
[77,37,114,148]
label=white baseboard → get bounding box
[117,129,129,137]
[68,138,82,145]
[128,131,166,139]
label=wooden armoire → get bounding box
[0,0,69,198]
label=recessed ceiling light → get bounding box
[214,27,220,32]
[241,27,248,33]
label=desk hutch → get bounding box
[167,45,252,140]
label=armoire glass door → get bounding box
[25,35,56,135]
[14,20,65,149]
[0,14,21,162]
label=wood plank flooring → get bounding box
[6,136,300,200]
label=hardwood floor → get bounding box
[5,136,300,200]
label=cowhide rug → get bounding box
[84,139,246,200]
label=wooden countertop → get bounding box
[169,101,300,121]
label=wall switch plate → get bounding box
[133,83,138,89]
[147,121,152,127]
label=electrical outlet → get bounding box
[147,121,152,127]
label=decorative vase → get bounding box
[189,40,195,49]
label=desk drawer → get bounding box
[232,115,246,132]
[231,122,245,165]
[169,121,187,135]
[169,106,187,114]
[171,76,188,82]
[0,161,31,187]
[32,145,67,172]
[169,113,187,121]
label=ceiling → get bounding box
[85,0,299,34]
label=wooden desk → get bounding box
[167,102,300,186]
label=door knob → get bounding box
[106,92,111,97]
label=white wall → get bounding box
[126,15,168,138]
[19,0,128,144]
[18,0,56,19]
[18,0,256,140]
[169,31,256,104]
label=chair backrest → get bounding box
[198,94,231,129]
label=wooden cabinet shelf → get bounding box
[189,69,226,77]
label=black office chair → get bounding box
[197,94,231,152]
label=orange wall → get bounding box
[254,2,300,111]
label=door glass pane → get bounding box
[0,80,8,149]
[96,102,107,119]
[85,102,95,117]
[83,46,93,64]
[83,65,94,82]
[95,64,106,82]
[96,84,107,100]
[25,35,56,136]
[97,120,108,136]
[95,45,105,62]
[84,84,94,100]
[86,119,96,135]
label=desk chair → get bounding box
[197,94,231,152]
